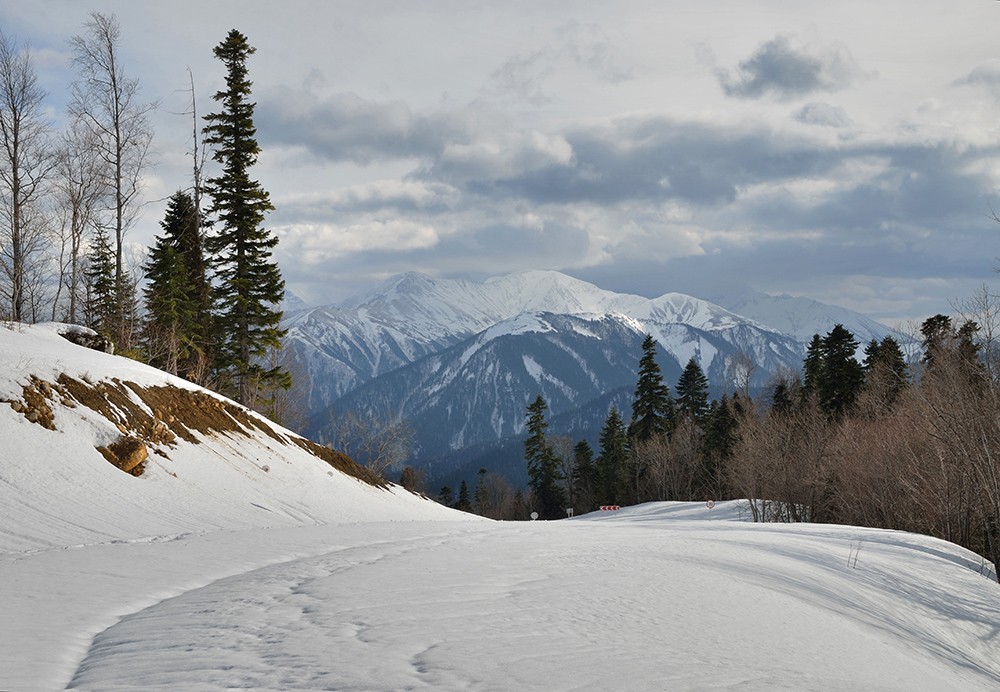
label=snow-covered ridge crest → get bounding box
[337,269,760,332]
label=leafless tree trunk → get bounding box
[69,12,154,345]
[51,123,105,323]
[0,32,52,323]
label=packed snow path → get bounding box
[6,504,998,690]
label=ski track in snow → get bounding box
[30,512,1000,691]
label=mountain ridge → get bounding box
[284,270,898,485]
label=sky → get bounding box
[5,1,1000,325]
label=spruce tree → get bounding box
[675,357,710,423]
[523,395,565,519]
[203,29,288,405]
[456,480,472,512]
[801,333,825,401]
[84,227,117,337]
[920,314,953,368]
[818,324,864,418]
[473,467,488,515]
[596,406,629,505]
[699,395,737,498]
[629,334,674,442]
[143,191,212,379]
[571,439,597,514]
[862,336,908,409]
[437,485,455,508]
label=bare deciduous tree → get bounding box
[0,32,52,322]
[69,12,154,345]
[326,409,415,479]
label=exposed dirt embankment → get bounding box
[3,373,385,487]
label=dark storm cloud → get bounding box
[743,141,999,235]
[422,116,842,207]
[717,36,863,100]
[274,182,459,225]
[256,87,474,164]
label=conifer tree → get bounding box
[817,324,864,418]
[84,227,116,336]
[523,395,565,519]
[143,191,212,379]
[596,406,629,504]
[473,467,488,515]
[629,334,674,442]
[203,29,288,405]
[920,314,953,368]
[770,379,796,415]
[675,357,710,423]
[862,336,908,410]
[437,485,455,508]
[801,333,825,401]
[699,395,737,498]
[456,480,472,512]
[571,439,597,513]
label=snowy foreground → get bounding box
[2,323,1000,690]
[5,503,1000,690]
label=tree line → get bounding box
[518,302,1000,579]
[0,14,288,409]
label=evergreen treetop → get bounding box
[629,334,674,442]
[675,357,710,423]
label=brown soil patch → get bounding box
[7,372,384,488]
[292,437,389,489]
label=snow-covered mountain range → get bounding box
[284,270,897,484]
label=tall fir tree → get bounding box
[524,395,566,519]
[629,334,675,442]
[203,29,288,406]
[675,357,710,423]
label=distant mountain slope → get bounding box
[284,270,898,485]
[315,309,805,477]
[713,290,900,344]
[0,323,462,553]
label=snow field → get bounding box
[7,512,994,691]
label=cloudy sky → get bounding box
[6,1,1000,325]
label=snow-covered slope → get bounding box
[0,322,463,553]
[715,290,900,345]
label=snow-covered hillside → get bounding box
[5,320,998,690]
[0,322,460,553]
